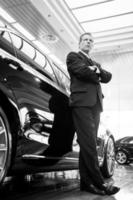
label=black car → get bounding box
[115,136,133,165]
[0,22,115,185]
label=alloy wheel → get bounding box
[101,136,115,178]
[116,151,127,164]
[0,108,12,184]
[106,137,115,175]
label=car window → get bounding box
[51,62,70,92]
[34,50,55,78]
[128,139,133,144]
[9,33,22,49]
[10,32,35,59]
[21,40,35,59]
[2,31,11,43]
[9,32,57,82]
[34,50,56,81]
[35,50,46,67]
[0,31,16,57]
[44,59,57,79]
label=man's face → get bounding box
[79,34,94,53]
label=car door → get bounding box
[0,30,60,154]
[126,137,133,157]
[8,31,74,156]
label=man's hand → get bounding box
[88,65,100,74]
[95,66,100,74]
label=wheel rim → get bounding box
[0,115,10,183]
[116,151,127,164]
[106,137,115,175]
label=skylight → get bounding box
[82,13,133,33]
[64,0,133,49]
[64,0,112,9]
[71,0,133,23]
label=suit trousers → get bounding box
[72,102,104,189]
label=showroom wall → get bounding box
[92,49,133,139]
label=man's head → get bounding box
[79,32,94,54]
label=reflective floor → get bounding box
[1,163,133,200]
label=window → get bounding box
[10,33,22,49]
[10,33,35,59]
[2,31,11,43]
[3,29,57,82]
[35,50,46,67]
[35,51,56,80]
[21,40,35,59]
[0,30,15,57]
[52,62,70,91]
[44,60,56,79]
[8,32,35,66]
[129,140,133,144]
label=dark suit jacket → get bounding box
[66,51,112,110]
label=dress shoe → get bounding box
[80,183,105,195]
[102,184,120,195]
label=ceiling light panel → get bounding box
[94,38,133,48]
[94,32,133,43]
[64,0,112,9]
[82,13,133,33]
[72,0,133,23]
[93,26,133,37]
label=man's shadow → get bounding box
[43,91,75,156]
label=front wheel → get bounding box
[101,136,115,178]
[0,107,12,184]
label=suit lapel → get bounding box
[78,51,94,65]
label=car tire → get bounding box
[115,150,128,165]
[0,107,12,184]
[100,136,115,178]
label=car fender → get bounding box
[0,82,22,161]
[0,82,20,120]
[116,147,130,158]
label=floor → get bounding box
[1,163,133,200]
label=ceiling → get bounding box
[0,0,133,65]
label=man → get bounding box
[66,32,120,195]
